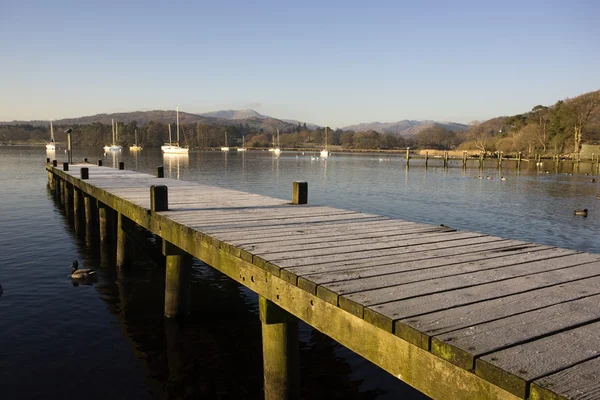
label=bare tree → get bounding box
[567,90,600,153]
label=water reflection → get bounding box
[163,153,189,180]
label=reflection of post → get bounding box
[164,318,183,382]
[259,296,299,400]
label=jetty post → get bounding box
[425,151,429,168]
[97,201,110,243]
[292,182,308,205]
[443,151,449,168]
[479,152,484,169]
[259,296,300,400]
[462,151,467,169]
[405,147,410,167]
[116,213,133,267]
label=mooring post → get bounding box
[151,185,169,212]
[80,167,89,180]
[516,152,521,170]
[98,159,103,166]
[163,240,193,318]
[63,162,69,171]
[157,166,164,178]
[291,182,307,205]
[84,158,88,163]
[462,151,467,168]
[46,157,50,164]
[98,201,109,243]
[116,213,133,268]
[259,296,300,400]
[52,160,58,167]
[425,150,429,168]
[443,151,448,168]
[405,147,410,167]
[479,152,483,169]
[119,161,124,170]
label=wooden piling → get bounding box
[63,162,69,171]
[116,213,132,268]
[52,160,57,167]
[119,161,125,170]
[292,182,308,205]
[479,152,484,169]
[405,148,410,167]
[98,159,103,166]
[80,167,89,180]
[462,151,467,169]
[259,295,300,400]
[73,187,85,233]
[443,151,448,168]
[151,185,169,212]
[46,157,50,164]
[98,201,109,243]
[425,151,429,168]
[163,241,193,318]
[83,194,96,226]
[157,166,164,178]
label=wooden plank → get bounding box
[530,356,600,400]
[364,257,600,331]
[315,246,567,295]
[337,253,600,318]
[259,231,487,260]
[476,319,600,398]
[276,235,503,269]
[432,294,600,370]
[246,227,454,256]
[395,274,600,350]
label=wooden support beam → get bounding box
[52,160,57,167]
[259,295,300,400]
[63,162,69,171]
[83,194,96,226]
[116,212,133,267]
[119,161,124,170]
[292,182,307,205]
[163,240,192,318]
[98,201,109,243]
[98,159,103,166]
[157,166,164,178]
[80,167,89,180]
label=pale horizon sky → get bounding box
[1,0,599,128]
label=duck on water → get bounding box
[70,261,96,279]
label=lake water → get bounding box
[0,146,599,400]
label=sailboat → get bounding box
[273,129,281,156]
[104,119,123,151]
[161,105,189,154]
[237,135,247,152]
[221,130,230,152]
[129,129,142,151]
[320,126,330,158]
[46,120,55,150]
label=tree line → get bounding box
[2,90,598,154]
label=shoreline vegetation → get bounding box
[2,90,598,157]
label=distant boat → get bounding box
[104,119,123,152]
[129,129,142,151]
[221,130,230,152]
[46,120,55,150]
[273,128,281,156]
[320,126,330,159]
[237,135,247,152]
[162,105,189,154]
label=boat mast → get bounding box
[224,129,228,147]
[115,121,118,145]
[176,105,180,144]
[112,119,115,145]
[50,120,54,142]
[325,127,328,150]
[277,128,280,147]
[168,124,172,145]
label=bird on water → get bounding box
[70,260,96,279]
[573,209,588,217]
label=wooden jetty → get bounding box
[46,160,600,400]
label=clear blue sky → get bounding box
[1,0,598,127]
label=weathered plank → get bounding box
[395,274,600,350]
[364,257,600,331]
[530,356,600,400]
[476,319,600,398]
[432,294,600,370]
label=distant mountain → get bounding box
[2,110,296,133]
[342,120,468,137]
[199,109,267,120]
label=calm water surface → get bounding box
[1,146,599,399]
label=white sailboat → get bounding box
[237,135,247,152]
[104,119,123,151]
[162,105,189,154]
[130,129,142,151]
[320,126,330,158]
[221,130,230,151]
[273,128,281,156]
[46,120,55,150]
